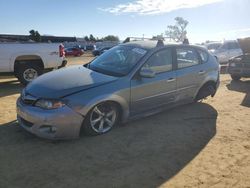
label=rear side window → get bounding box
[176,48,199,69]
[197,49,209,63]
[142,49,172,74]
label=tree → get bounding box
[165,17,189,42]
[151,33,164,40]
[103,35,119,42]
[29,30,41,42]
[84,36,90,42]
[89,34,96,42]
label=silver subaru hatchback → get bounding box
[16,40,220,140]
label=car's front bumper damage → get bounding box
[16,97,83,140]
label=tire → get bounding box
[16,63,42,85]
[195,83,216,102]
[231,74,241,81]
[82,102,120,136]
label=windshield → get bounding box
[206,43,222,50]
[89,45,147,76]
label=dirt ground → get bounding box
[0,55,250,188]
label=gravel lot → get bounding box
[0,55,250,188]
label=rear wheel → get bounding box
[195,83,216,102]
[16,63,42,85]
[82,102,120,136]
[231,74,241,81]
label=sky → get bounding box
[0,0,250,43]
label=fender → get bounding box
[10,52,45,71]
[194,70,219,98]
[78,94,130,123]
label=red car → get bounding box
[65,47,84,56]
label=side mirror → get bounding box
[140,68,156,78]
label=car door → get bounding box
[175,47,203,101]
[130,48,176,115]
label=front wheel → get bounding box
[82,102,120,136]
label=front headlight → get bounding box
[35,99,65,110]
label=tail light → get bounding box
[59,44,65,57]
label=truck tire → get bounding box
[231,74,241,81]
[16,63,42,85]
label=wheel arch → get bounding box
[13,55,44,73]
[195,80,217,100]
[82,95,130,123]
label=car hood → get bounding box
[238,38,250,54]
[25,65,118,98]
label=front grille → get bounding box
[20,117,34,128]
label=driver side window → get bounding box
[142,49,173,74]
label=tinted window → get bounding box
[142,49,172,74]
[198,49,208,63]
[177,48,200,69]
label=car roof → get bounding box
[120,40,207,51]
[223,40,238,44]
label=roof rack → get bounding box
[123,36,176,47]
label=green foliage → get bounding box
[84,36,90,42]
[89,34,96,42]
[29,30,41,42]
[84,34,119,42]
[165,17,189,42]
[151,34,164,40]
[102,35,119,42]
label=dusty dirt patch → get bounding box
[0,56,250,188]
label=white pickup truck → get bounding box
[0,42,67,85]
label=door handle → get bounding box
[167,78,175,82]
[198,70,206,75]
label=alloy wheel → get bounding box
[90,103,117,133]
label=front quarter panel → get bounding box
[64,78,131,122]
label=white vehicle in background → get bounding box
[0,42,67,85]
[205,42,222,52]
[211,40,243,64]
